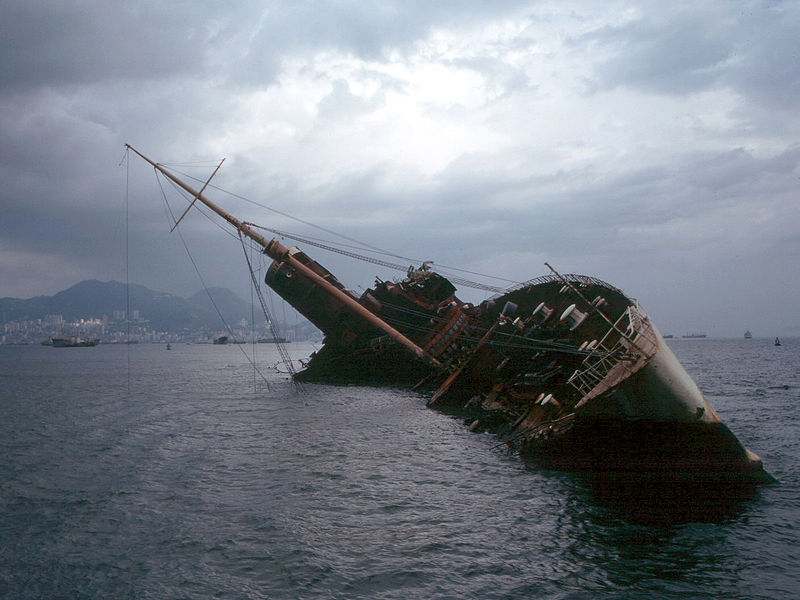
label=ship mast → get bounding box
[125,144,441,370]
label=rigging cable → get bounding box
[159,173,304,386]
[243,223,507,293]
[237,229,304,392]
[163,166,521,288]
[151,162,594,368]
[124,148,131,393]
[250,244,257,394]
[153,170,273,389]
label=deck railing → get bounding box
[567,304,658,398]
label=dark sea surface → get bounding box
[1,338,798,599]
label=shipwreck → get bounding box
[128,145,771,482]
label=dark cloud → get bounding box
[0,1,216,91]
[210,0,534,87]
[0,1,798,338]
[725,3,800,110]
[0,0,531,95]
[240,1,530,58]
[578,1,800,114]
[578,11,731,94]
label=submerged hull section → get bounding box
[520,419,768,481]
[263,253,770,482]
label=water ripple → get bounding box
[1,341,799,599]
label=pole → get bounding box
[126,145,441,369]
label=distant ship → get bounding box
[775,337,781,346]
[51,335,98,347]
[682,333,707,338]
[744,330,752,340]
[212,335,229,345]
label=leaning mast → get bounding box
[125,144,441,369]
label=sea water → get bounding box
[1,338,798,599]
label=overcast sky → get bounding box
[1,1,798,337]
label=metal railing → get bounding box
[500,273,627,298]
[567,304,657,398]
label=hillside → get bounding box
[0,280,254,331]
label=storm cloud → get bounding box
[1,0,798,337]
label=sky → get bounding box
[1,0,798,337]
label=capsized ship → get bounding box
[128,145,771,482]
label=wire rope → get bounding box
[154,170,273,389]
[238,230,304,392]
[164,166,521,288]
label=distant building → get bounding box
[45,314,63,327]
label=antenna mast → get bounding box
[125,144,441,369]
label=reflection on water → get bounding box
[1,340,798,599]
[551,471,772,596]
[578,474,762,526]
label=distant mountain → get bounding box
[0,280,254,331]
[187,287,253,327]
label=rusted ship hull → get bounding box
[516,419,763,479]
[266,253,769,482]
[127,146,771,483]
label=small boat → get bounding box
[166,343,172,350]
[744,330,752,340]
[212,336,229,345]
[775,337,781,346]
[51,335,99,347]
